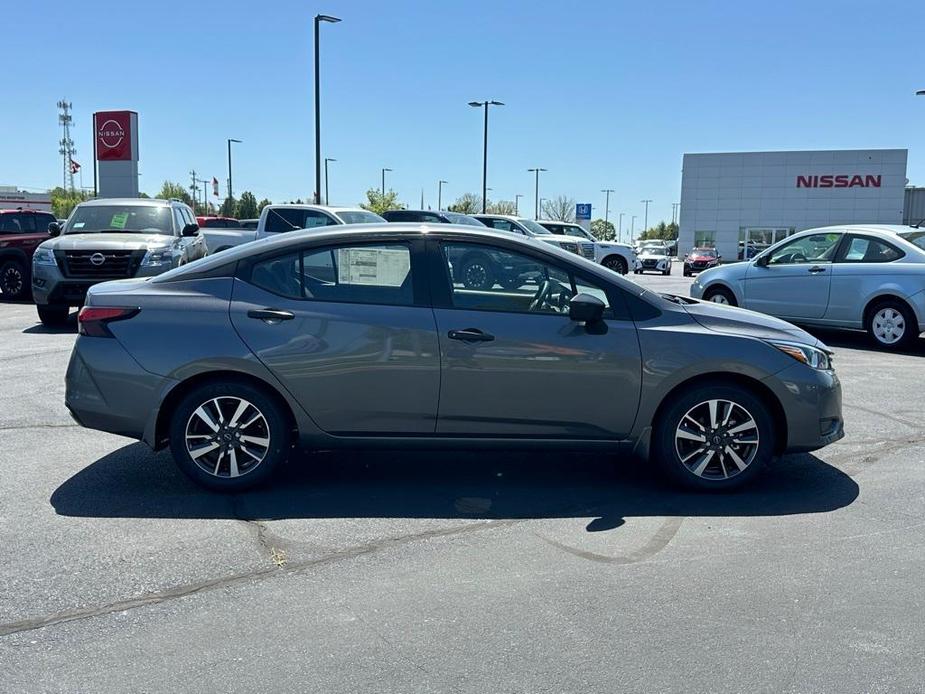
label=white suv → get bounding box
[255,205,385,241]
[539,220,638,275]
[473,214,593,260]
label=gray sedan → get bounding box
[691,225,925,349]
[65,224,843,492]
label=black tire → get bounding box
[702,286,737,306]
[37,304,69,326]
[683,268,691,277]
[0,259,28,300]
[168,381,292,492]
[634,269,641,275]
[865,298,919,350]
[602,255,628,275]
[663,267,671,276]
[459,254,495,290]
[652,384,775,491]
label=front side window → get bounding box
[483,218,517,233]
[442,242,611,316]
[766,233,841,265]
[838,235,903,263]
[264,208,337,234]
[249,243,413,306]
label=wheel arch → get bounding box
[650,372,788,455]
[152,369,298,450]
[862,293,920,332]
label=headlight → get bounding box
[32,247,56,266]
[141,246,172,266]
[768,340,833,370]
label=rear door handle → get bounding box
[808,265,827,274]
[247,308,295,323]
[448,328,495,343]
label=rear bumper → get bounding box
[65,336,168,441]
[763,363,844,453]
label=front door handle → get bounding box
[448,328,495,343]
[808,265,827,274]
[247,308,295,323]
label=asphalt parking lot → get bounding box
[1,265,924,693]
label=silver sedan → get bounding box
[690,225,925,349]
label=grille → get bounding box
[643,258,658,267]
[690,261,706,269]
[580,243,595,259]
[560,242,579,255]
[58,250,141,279]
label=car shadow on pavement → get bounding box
[798,326,925,356]
[51,443,859,530]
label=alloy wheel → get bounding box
[184,396,270,478]
[674,399,759,480]
[708,293,729,305]
[1,266,23,297]
[463,262,489,289]
[872,307,905,345]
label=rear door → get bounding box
[429,239,642,438]
[230,238,440,434]
[826,234,906,323]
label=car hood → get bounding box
[640,253,669,260]
[680,297,822,347]
[541,234,588,244]
[687,255,716,261]
[597,242,632,250]
[42,232,175,250]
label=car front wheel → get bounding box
[602,255,628,275]
[0,259,28,300]
[37,304,70,326]
[653,384,774,491]
[702,286,737,306]
[866,300,918,350]
[169,381,291,492]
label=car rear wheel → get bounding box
[37,304,69,326]
[703,286,737,306]
[602,255,628,275]
[0,259,28,300]
[653,384,774,491]
[866,300,918,350]
[169,381,291,492]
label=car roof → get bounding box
[265,203,369,213]
[76,197,179,208]
[0,208,54,214]
[538,220,580,225]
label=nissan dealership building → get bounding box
[677,148,910,260]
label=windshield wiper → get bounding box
[660,293,696,305]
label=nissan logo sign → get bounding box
[89,253,106,266]
[97,119,125,149]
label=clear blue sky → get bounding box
[4,0,925,226]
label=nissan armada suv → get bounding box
[31,198,207,325]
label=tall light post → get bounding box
[468,100,504,213]
[631,215,637,241]
[671,202,680,225]
[226,138,242,200]
[381,167,392,195]
[324,157,336,204]
[528,167,547,219]
[514,193,523,215]
[641,199,652,233]
[618,212,625,242]
[313,13,341,204]
[601,188,614,227]
[438,180,447,210]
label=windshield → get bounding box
[641,246,669,255]
[691,248,716,257]
[65,204,173,235]
[335,210,385,225]
[443,212,485,227]
[517,218,553,235]
[899,231,925,251]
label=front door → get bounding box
[744,231,842,319]
[430,240,642,438]
[230,239,440,434]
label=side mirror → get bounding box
[181,223,200,237]
[754,254,769,267]
[569,293,605,324]
[48,222,61,237]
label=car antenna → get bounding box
[911,217,925,229]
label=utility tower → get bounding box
[57,100,77,192]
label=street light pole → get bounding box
[381,167,392,196]
[631,215,637,242]
[618,212,625,242]
[313,14,341,205]
[528,167,547,219]
[468,100,504,214]
[514,194,523,215]
[438,180,447,210]
[226,138,241,200]
[671,202,680,225]
[641,199,652,232]
[601,188,614,226]
[324,158,336,204]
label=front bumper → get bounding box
[763,362,844,453]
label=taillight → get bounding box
[77,306,140,337]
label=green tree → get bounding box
[447,193,482,214]
[156,181,193,206]
[49,187,92,219]
[257,198,272,213]
[219,196,236,217]
[235,191,258,219]
[541,195,576,222]
[487,199,516,215]
[639,221,678,241]
[360,188,403,215]
[591,218,616,241]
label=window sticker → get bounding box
[72,222,85,228]
[337,248,409,287]
[110,212,129,229]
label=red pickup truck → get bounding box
[0,208,57,300]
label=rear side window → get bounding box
[264,208,336,233]
[249,243,414,306]
[838,235,903,263]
